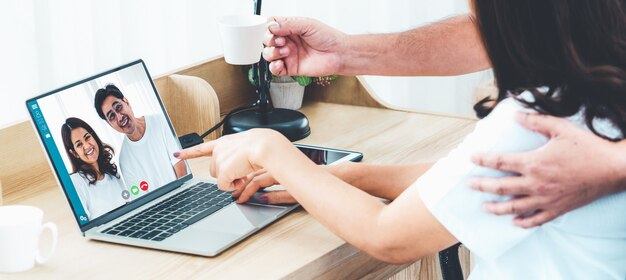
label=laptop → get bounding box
[25,59,362,256]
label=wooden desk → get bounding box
[0,58,476,279]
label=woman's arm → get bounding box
[329,162,433,200]
[231,162,432,204]
[176,130,456,263]
[260,143,456,263]
[175,98,551,263]
[176,129,457,263]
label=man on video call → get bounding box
[94,84,187,195]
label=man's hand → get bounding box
[470,112,625,228]
[263,17,346,76]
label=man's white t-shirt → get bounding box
[72,172,127,219]
[119,114,183,198]
[416,93,626,279]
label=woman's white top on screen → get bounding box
[416,91,626,279]
[72,173,127,219]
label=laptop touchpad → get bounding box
[191,204,286,235]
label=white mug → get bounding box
[0,205,57,273]
[219,14,279,65]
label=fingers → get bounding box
[175,141,215,160]
[515,112,566,138]
[268,60,287,76]
[513,210,556,228]
[263,190,297,205]
[262,46,290,62]
[231,177,250,198]
[482,196,545,216]
[264,32,286,47]
[469,177,531,195]
[236,173,277,203]
[267,16,311,37]
[471,152,526,173]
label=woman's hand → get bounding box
[174,129,291,192]
[230,169,297,205]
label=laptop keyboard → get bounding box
[102,182,234,242]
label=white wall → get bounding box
[0,0,488,128]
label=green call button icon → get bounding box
[130,185,140,196]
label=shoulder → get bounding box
[145,114,164,126]
[70,173,90,190]
[467,97,548,154]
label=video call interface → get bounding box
[28,62,189,225]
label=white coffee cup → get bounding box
[219,14,279,65]
[0,205,57,273]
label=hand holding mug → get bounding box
[219,14,279,65]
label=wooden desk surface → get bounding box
[1,102,475,279]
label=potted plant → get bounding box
[248,68,337,110]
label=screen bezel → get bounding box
[25,59,193,232]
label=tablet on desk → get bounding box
[295,144,363,165]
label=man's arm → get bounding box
[264,15,490,77]
[173,160,187,179]
[471,112,626,228]
[340,14,490,76]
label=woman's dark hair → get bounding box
[61,117,119,185]
[472,0,626,140]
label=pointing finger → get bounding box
[175,141,216,160]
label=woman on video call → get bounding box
[176,0,625,278]
[62,117,127,219]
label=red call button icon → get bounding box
[139,181,149,191]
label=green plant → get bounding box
[248,67,337,87]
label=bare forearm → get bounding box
[174,161,187,178]
[326,162,432,200]
[338,14,489,76]
[261,143,450,263]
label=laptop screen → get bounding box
[26,60,190,226]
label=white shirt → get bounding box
[119,114,182,199]
[72,172,127,219]
[416,94,626,279]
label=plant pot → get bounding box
[269,76,306,110]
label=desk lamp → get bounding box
[221,0,311,141]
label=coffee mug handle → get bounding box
[35,222,58,264]
[267,21,279,30]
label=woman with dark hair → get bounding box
[175,0,625,278]
[62,117,127,219]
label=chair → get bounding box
[156,74,222,141]
[439,243,464,280]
